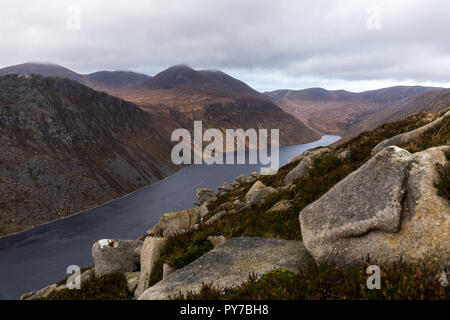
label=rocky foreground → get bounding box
[22,109,450,300]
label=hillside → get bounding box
[29,107,449,300]
[265,86,440,135]
[0,63,320,146]
[0,74,176,236]
[344,88,450,140]
[104,65,321,145]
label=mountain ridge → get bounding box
[265,85,442,135]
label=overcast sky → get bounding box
[1,0,449,92]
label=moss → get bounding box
[179,262,449,300]
[43,273,132,300]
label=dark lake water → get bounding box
[0,135,340,299]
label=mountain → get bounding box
[0,62,151,92]
[0,63,320,146]
[265,86,441,135]
[0,74,176,236]
[344,88,450,140]
[111,65,320,145]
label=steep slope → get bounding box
[0,74,176,236]
[345,88,450,139]
[265,86,440,135]
[114,65,321,145]
[33,107,449,301]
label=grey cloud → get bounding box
[0,0,449,91]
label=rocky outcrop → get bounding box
[147,208,201,237]
[299,145,450,266]
[285,147,330,185]
[371,110,450,155]
[138,237,315,300]
[135,237,168,298]
[92,239,143,277]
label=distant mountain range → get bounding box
[0,63,320,146]
[265,86,441,135]
[0,62,151,91]
[344,88,450,140]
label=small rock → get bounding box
[285,147,330,185]
[266,200,293,213]
[244,181,266,201]
[199,205,209,218]
[233,199,246,210]
[24,284,57,300]
[218,182,235,192]
[152,208,201,237]
[207,235,227,248]
[234,174,256,185]
[248,187,277,207]
[205,211,227,225]
[250,172,260,179]
[196,188,217,204]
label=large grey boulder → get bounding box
[371,110,450,156]
[92,239,143,277]
[138,237,314,300]
[299,145,450,266]
[134,237,168,298]
[285,147,330,185]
